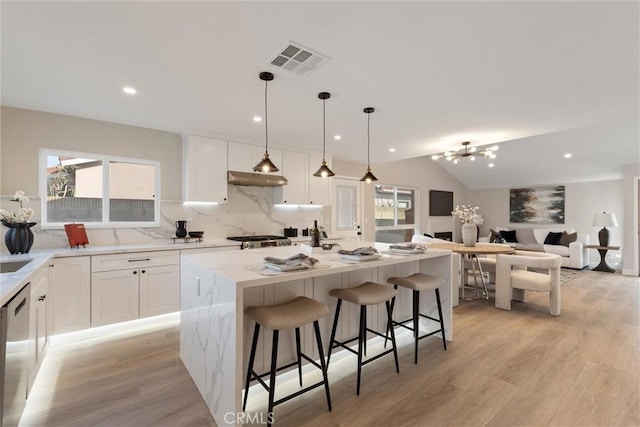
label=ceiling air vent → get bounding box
[269,41,329,76]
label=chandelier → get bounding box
[431,141,499,164]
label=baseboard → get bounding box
[622,268,638,277]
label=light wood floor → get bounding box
[20,270,639,426]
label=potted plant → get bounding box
[0,190,36,254]
[451,205,483,247]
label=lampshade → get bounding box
[253,71,279,173]
[593,212,618,228]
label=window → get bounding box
[41,150,159,227]
[374,184,417,243]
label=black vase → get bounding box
[2,221,36,254]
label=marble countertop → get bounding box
[0,238,242,306]
[182,242,452,289]
[0,253,54,306]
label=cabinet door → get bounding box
[139,265,180,318]
[91,269,139,327]
[50,256,90,335]
[228,141,282,174]
[274,150,309,204]
[28,265,49,396]
[308,154,331,205]
[183,135,228,203]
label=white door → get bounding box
[332,177,363,241]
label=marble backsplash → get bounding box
[0,186,330,252]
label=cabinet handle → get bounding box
[38,295,46,301]
[141,270,146,274]
[128,258,150,262]
[133,271,138,275]
[196,276,201,297]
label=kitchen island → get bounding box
[180,243,453,426]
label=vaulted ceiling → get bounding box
[2,1,638,189]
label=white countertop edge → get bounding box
[0,253,54,306]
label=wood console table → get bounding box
[585,244,620,273]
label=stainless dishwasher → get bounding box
[1,283,31,427]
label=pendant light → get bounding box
[360,107,378,183]
[313,92,336,178]
[253,71,279,173]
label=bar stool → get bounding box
[386,273,447,364]
[243,296,332,425]
[327,282,399,395]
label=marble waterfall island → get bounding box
[180,244,453,426]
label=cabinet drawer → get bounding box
[92,250,179,272]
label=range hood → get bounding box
[227,170,288,187]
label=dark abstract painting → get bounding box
[510,186,565,224]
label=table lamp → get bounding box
[592,212,618,246]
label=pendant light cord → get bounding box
[322,98,326,161]
[367,111,371,168]
[264,78,269,154]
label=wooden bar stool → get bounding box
[327,282,399,395]
[243,296,332,425]
[386,273,447,364]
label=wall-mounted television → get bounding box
[429,190,454,216]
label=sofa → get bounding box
[480,227,589,269]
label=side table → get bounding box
[585,244,620,273]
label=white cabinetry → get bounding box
[275,152,332,205]
[228,141,282,174]
[274,150,308,204]
[50,256,91,335]
[183,135,228,203]
[91,251,180,327]
[28,263,50,395]
[308,154,332,205]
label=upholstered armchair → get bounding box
[495,251,563,316]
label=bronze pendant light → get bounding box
[253,71,279,173]
[313,92,336,178]
[360,107,378,183]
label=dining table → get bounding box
[425,242,515,300]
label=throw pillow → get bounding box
[489,229,501,243]
[544,231,563,245]
[515,228,537,245]
[559,231,577,247]
[500,230,517,243]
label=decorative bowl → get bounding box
[188,231,204,238]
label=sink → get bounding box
[0,260,33,273]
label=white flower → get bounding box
[451,205,482,224]
[1,191,35,224]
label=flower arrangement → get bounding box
[0,191,35,224]
[451,205,483,224]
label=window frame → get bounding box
[40,149,161,228]
[374,183,418,241]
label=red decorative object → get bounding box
[64,223,89,248]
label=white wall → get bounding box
[333,156,469,242]
[470,180,625,266]
[622,163,640,275]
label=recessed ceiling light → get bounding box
[564,153,572,158]
[253,116,262,122]
[389,148,396,152]
[488,163,495,168]
[122,86,137,95]
[333,135,342,140]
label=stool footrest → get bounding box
[417,329,444,341]
[273,381,326,407]
[361,348,395,366]
[331,338,359,356]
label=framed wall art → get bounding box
[509,185,565,224]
